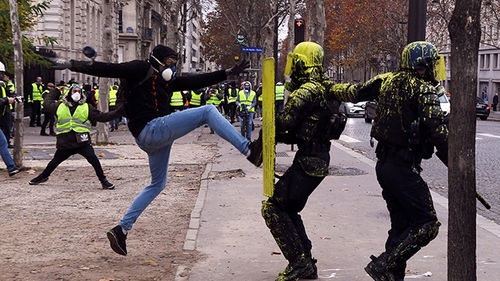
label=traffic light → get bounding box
[294,19,305,45]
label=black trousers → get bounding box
[269,149,329,254]
[30,101,42,126]
[375,161,438,254]
[41,144,106,182]
[41,111,55,134]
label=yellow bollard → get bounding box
[262,58,275,198]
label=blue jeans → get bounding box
[239,112,254,140]
[119,105,250,230]
[0,130,16,172]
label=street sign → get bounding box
[237,34,244,44]
[241,46,262,53]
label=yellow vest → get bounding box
[170,91,184,107]
[275,85,285,101]
[56,104,91,135]
[109,88,118,106]
[31,83,44,102]
[190,91,202,106]
[238,90,256,112]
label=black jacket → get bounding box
[69,60,227,137]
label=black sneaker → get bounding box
[246,130,263,167]
[107,225,127,255]
[29,174,49,185]
[101,179,115,190]
[8,167,22,177]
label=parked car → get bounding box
[340,101,366,117]
[364,95,451,123]
[476,97,490,120]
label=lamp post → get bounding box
[407,0,427,43]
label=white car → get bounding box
[439,94,450,120]
[340,101,366,117]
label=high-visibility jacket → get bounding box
[228,89,237,103]
[94,89,99,104]
[238,90,256,112]
[6,80,14,110]
[207,90,221,105]
[1,86,7,115]
[190,91,202,106]
[55,104,91,135]
[41,89,50,111]
[109,88,118,106]
[275,85,285,101]
[6,80,14,93]
[170,91,184,107]
[30,83,44,102]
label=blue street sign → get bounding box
[241,47,263,53]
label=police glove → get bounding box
[45,57,73,70]
[226,59,249,77]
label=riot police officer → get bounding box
[363,41,449,281]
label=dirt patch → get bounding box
[0,164,205,281]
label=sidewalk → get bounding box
[10,117,500,280]
[185,136,500,280]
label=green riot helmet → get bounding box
[401,41,446,81]
[284,41,324,77]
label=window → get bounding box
[493,54,498,69]
[480,54,485,69]
[486,54,490,69]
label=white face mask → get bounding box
[71,92,81,102]
[161,66,177,81]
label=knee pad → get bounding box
[416,220,441,247]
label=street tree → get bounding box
[0,0,55,71]
[200,0,286,85]
[324,0,406,82]
[447,0,482,279]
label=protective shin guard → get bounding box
[366,221,441,281]
[262,200,305,262]
[262,201,315,281]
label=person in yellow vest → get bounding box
[169,90,186,112]
[1,71,16,147]
[188,88,205,108]
[40,83,57,136]
[109,85,120,131]
[205,84,223,133]
[275,81,285,114]
[255,82,263,119]
[205,84,222,112]
[28,84,122,189]
[29,76,45,127]
[93,84,99,107]
[226,82,238,123]
[236,81,256,140]
[0,62,22,176]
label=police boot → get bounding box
[364,252,397,281]
[262,201,315,281]
[365,233,424,281]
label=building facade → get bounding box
[30,0,206,86]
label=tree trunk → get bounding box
[447,0,482,280]
[97,0,117,144]
[9,0,24,166]
[306,0,325,45]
